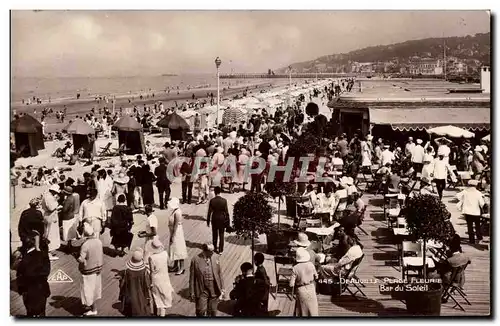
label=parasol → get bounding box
[157,112,190,130]
[64,119,95,135]
[222,107,247,126]
[112,116,143,131]
[427,125,475,139]
[178,110,197,119]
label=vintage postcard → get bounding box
[10,10,491,317]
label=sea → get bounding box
[10,74,279,104]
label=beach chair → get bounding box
[99,142,113,156]
[337,254,366,299]
[273,255,295,300]
[441,262,471,311]
[118,143,129,155]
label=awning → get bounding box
[369,107,490,131]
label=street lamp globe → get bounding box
[215,57,222,68]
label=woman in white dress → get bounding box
[360,138,372,170]
[42,184,61,260]
[95,169,113,212]
[167,198,188,275]
[148,239,174,317]
[237,148,250,191]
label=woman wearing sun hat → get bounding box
[290,247,319,316]
[167,197,188,275]
[148,239,174,316]
[119,249,151,316]
[293,233,317,264]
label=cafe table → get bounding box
[306,222,341,252]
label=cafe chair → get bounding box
[296,203,313,230]
[441,262,471,311]
[356,206,369,236]
[401,241,423,279]
[337,254,366,300]
[273,255,295,300]
[333,197,348,221]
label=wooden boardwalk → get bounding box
[10,180,490,317]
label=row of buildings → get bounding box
[310,56,483,76]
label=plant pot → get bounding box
[266,224,294,255]
[285,196,299,219]
[404,282,442,316]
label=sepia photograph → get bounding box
[9,9,491,317]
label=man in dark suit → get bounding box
[154,157,170,209]
[16,236,51,317]
[189,243,225,316]
[207,187,229,254]
[230,262,268,316]
[18,198,46,253]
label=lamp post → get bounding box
[288,65,292,89]
[215,57,222,127]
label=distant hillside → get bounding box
[277,32,490,74]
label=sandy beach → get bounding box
[12,78,303,134]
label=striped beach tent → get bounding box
[222,107,247,126]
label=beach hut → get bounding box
[64,119,95,157]
[157,112,190,141]
[113,116,145,155]
[11,114,45,157]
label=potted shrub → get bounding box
[264,178,297,255]
[404,194,455,316]
[233,192,273,264]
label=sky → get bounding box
[11,10,490,77]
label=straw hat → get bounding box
[383,144,390,149]
[340,176,353,186]
[474,146,482,152]
[416,139,423,144]
[468,180,479,187]
[366,135,373,141]
[49,184,60,193]
[126,250,146,271]
[114,172,130,185]
[150,239,165,255]
[168,197,180,210]
[295,247,311,263]
[62,186,73,195]
[294,233,311,247]
[255,151,262,157]
[421,177,431,185]
[29,196,42,207]
[83,223,94,237]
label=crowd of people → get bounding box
[11,77,491,317]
